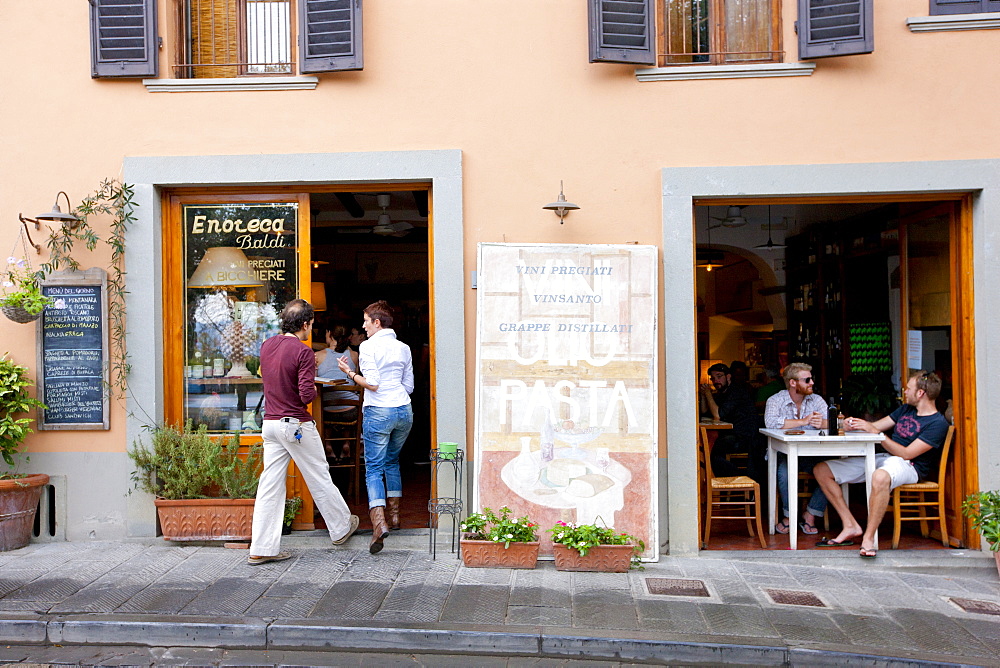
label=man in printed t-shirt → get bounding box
[813,371,950,558]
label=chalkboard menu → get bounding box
[36,269,109,430]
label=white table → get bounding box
[761,428,885,550]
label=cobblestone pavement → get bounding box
[0,535,997,666]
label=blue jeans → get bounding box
[363,404,413,508]
[777,454,827,519]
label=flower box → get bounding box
[552,543,635,572]
[155,497,255,541]
[460,539,539,569]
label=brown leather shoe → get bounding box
[369,506,389,554]
[387,497,401,530]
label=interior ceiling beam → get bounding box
[412,191,428,218]
[336,193,365,218]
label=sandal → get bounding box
[247,551,292,565]
[774,520,790,535]
[859,546,877,559]
[799,521,818,535]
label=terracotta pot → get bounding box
[155,498,254,541]
[460,539,539,569]
[0,474,49,551]
[552,543,635,572]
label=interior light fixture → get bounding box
[713,205,748,228]
[542,181,580,224]
[754,206,787,251]
[17,191,84,253]
[697,208,725,271]
[187,247,264,289]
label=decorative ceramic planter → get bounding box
[552,543,635,572]
[155,498,254,541]
[0,474,49,551]
[460,539,539,569]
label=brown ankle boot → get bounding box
[369,506,389,554]
[387,497,401,530]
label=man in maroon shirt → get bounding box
[247,299,359,564]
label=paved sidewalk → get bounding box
[0,533,998,666]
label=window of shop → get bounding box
[176,199,302,434]
[181,0,293,78]
[663,0,781,65]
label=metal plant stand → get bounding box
[427,447,463,559]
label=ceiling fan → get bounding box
[371,193,414,236]
[710,205,749,228]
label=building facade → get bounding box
[1,0,997,555]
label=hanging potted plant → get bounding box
[460,506,539,569]
[0,257,53,324]
[962,491,1000,576]
[128,421,262,541]
[0,354,49,551]
[547,520,645,572]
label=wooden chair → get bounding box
[321,383,364,505]
[889,425,955,549]
[699,426,767,548]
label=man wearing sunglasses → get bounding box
[764,363,830,536]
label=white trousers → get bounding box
[249,419,352,557]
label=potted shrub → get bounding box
[1,258,53,324]
[962,491,1000,575]
[282,496,302,535]
[547,520,645,572]
[0,354,49,550]
[128,421,262,541]
[842,372,899,421]
[460,506,539,569]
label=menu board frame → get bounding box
[36,268,110,430]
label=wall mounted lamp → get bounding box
[17,191,83,253]
[542,181,580,224]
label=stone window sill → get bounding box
[907,12,1000,32]
[143,76,319,93]
[635,62,815,82]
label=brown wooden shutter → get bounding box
[931,0,1000,14]
[588,0,656,65]
[299,0,363,73]
[90,0,158,78]
[798,0,874,60]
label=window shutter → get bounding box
[798,0,873,60]
[89,0,158,78]
[588,0,656,65]
[299,0,363,73]
[930,0,997,15]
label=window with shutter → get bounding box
[299,0,364,73]
[797,0,874,60]
[90,0,158,78]
[662,0,781,66]
[589,0,656,65]
[178,0,293,78]
[930,0,1000,15]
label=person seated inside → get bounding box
[755,364,785,412]
[314,324,361,461]
[700,362,760,479]
[813,371,950,558]
[764,363,829,536]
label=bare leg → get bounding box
[814,461,863,544]
[860,469,892,551]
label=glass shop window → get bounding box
[183,203,299,433]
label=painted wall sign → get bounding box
[473,243,658,559]
[37,268,109,430]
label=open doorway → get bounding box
[695,199,974,551]
[309,188,431,531]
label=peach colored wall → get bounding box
[1,0,998,457]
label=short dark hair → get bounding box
[707,363,730,376]
[912,370,943,400]
[280,299,314,333]
[364,300,394,329]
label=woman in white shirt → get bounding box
[338,300,414,554]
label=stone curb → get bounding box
[0,614,984,666]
